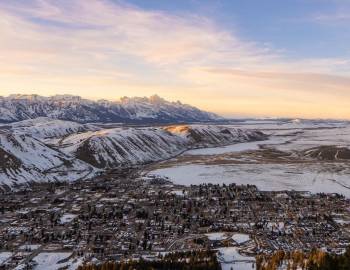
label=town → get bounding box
[0,169,349,269]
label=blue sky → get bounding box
[126,0,350,59]
[0,0,350,119]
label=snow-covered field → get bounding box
[232,234,250,244]
[0,252,12,265]
[150,163,350,197]
[217,247,255,270]
[31,252,82,270]
[59,213,77,224]
[185,137,285,155]
[10,252,83,270]
[205,232,228,241]
[148,120,350,197]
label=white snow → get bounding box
[0,127,97,187]
[18,244,41,251]
[59,213,77,224]
[150,163,350,197]
[334,219,350,225]
[32,252,82,270]
[217,247,255,270]
[59,125,263,168]
[0,252,12,265]
[0,94,221,123]
[149,121,350,198]
[10,117,98,139]
[185,137,285,155]
[169,190,186,196]
[205,232,227,241]
[232,234,250,244]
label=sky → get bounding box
[0,0,350,119]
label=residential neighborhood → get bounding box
[0,169,349,269]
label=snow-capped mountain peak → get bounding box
[0,94,222,124]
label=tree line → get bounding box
[256,247,350,270]
[77,250,222,270]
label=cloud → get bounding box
[200,68,350,97]
[312,10,350,23]
[0,0,254,65]
[184,67,350,119]
[0,0,279,71]
[309,0,350,25]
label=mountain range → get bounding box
[0,94,222,124]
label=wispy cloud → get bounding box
[0,0,263,66]
[312,10,350,24]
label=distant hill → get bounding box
[0,94,222,124]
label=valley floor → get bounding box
[146,121,350,198]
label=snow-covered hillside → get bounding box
[0,130,96,189]
[165,125,266,146]
[8,117,99,139]
[59,128,189,168]
[59,125,266,168]
[0,117,266,189]
[0,94,222,124]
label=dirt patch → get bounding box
[0,147,22,172]
[304,146,350,161]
